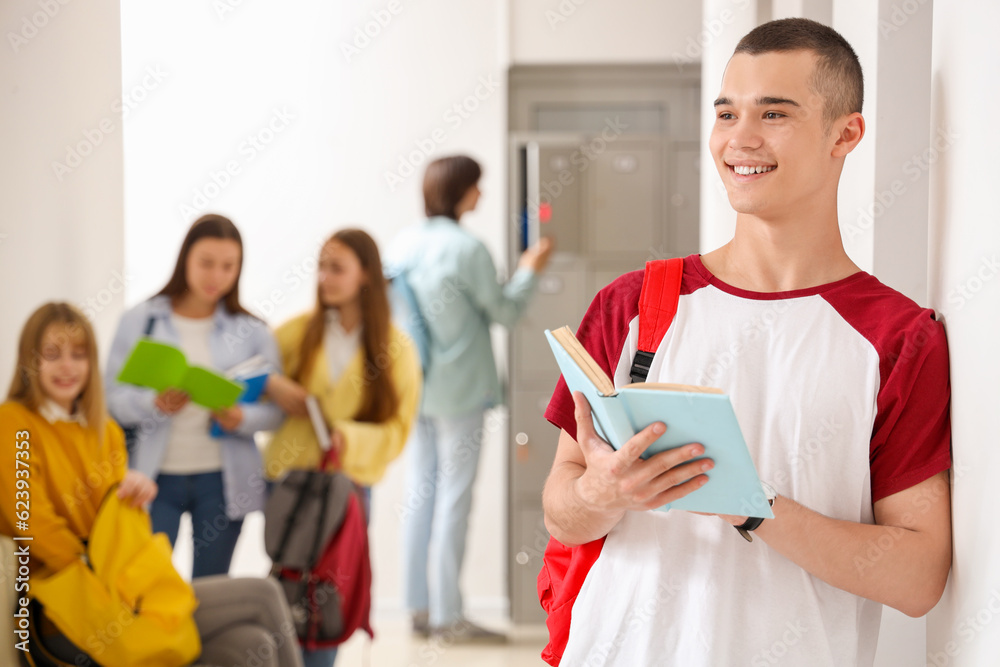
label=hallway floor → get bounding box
[334,610,549,667]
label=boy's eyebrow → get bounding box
[714,95,801,107]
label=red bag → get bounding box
[265,448,373,650]
[538,258,684,665]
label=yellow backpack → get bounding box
[29,487,201,667]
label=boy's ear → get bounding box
[831,112,865,157]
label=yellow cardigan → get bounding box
[263,313,421,485]
[0,401,127,577]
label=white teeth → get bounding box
[733,165,775,175]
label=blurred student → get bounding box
[0,302,303,667]
[264,228,421,667]
[390,155,553,642]
[106,214,283,578]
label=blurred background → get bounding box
[2,1,998,665]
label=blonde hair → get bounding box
[6,302,106,440]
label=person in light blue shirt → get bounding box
[391,155,553,643]
[105,214,283,579]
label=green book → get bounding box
[116,339,244,410]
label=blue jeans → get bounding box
[301,646,338,667]
[402,409,486,627]
[149,471,243,579]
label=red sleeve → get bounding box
[868,312,952,501]
[544,271,644,441]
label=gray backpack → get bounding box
[264,466,373,649]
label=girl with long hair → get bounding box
[264,228,421,667]
[0,302,303,667]
[105,214,283,578]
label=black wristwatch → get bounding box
[735,482,777,543]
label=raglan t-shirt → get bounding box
[544,254,952,667]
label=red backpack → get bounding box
[264,449,374,650]
[537,258,684,666]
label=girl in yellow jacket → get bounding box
[263,229,420,667]
[0,302,303,667]
[264,228,421,491]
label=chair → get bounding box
[2,535,22,665]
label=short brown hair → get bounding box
[422,155,482,221]
[734,18,863,124]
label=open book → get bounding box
[210,355,271,437]
[116,340,244,411]
[546,326,773,519]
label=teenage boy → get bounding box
[542,18,951,666]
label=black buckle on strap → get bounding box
[629,350,655,384]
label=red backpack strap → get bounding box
[629,258,684,383]
[538,258,684,665]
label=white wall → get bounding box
[121,0,513,613]
[509,0,701,63]
[925,2,1000,665]
[0,1,124,385]
[120,0,715,618]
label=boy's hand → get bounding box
[572,391,715,514]
[117,470,158,508]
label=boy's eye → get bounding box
[718,112,735,120]
[765,111,784,119]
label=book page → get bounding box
[623,381,724,394]
[550,326,617,396]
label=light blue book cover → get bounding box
[545,327,773,519]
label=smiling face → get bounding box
[184,237,242,306]
[710,50,852,222]
[318,240,367,308]
[37,323,90,413]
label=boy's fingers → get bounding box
[572,392,611,456]
[615,421,666,467]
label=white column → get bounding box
[0,0,125,378]
[699,0,762,253]
[925,1,1000,665]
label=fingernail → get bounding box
[689,445,703,456]
[701,461,713,472]
[652,423,665,435]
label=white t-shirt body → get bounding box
[545,255,952,667]
[160,313,223,474]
